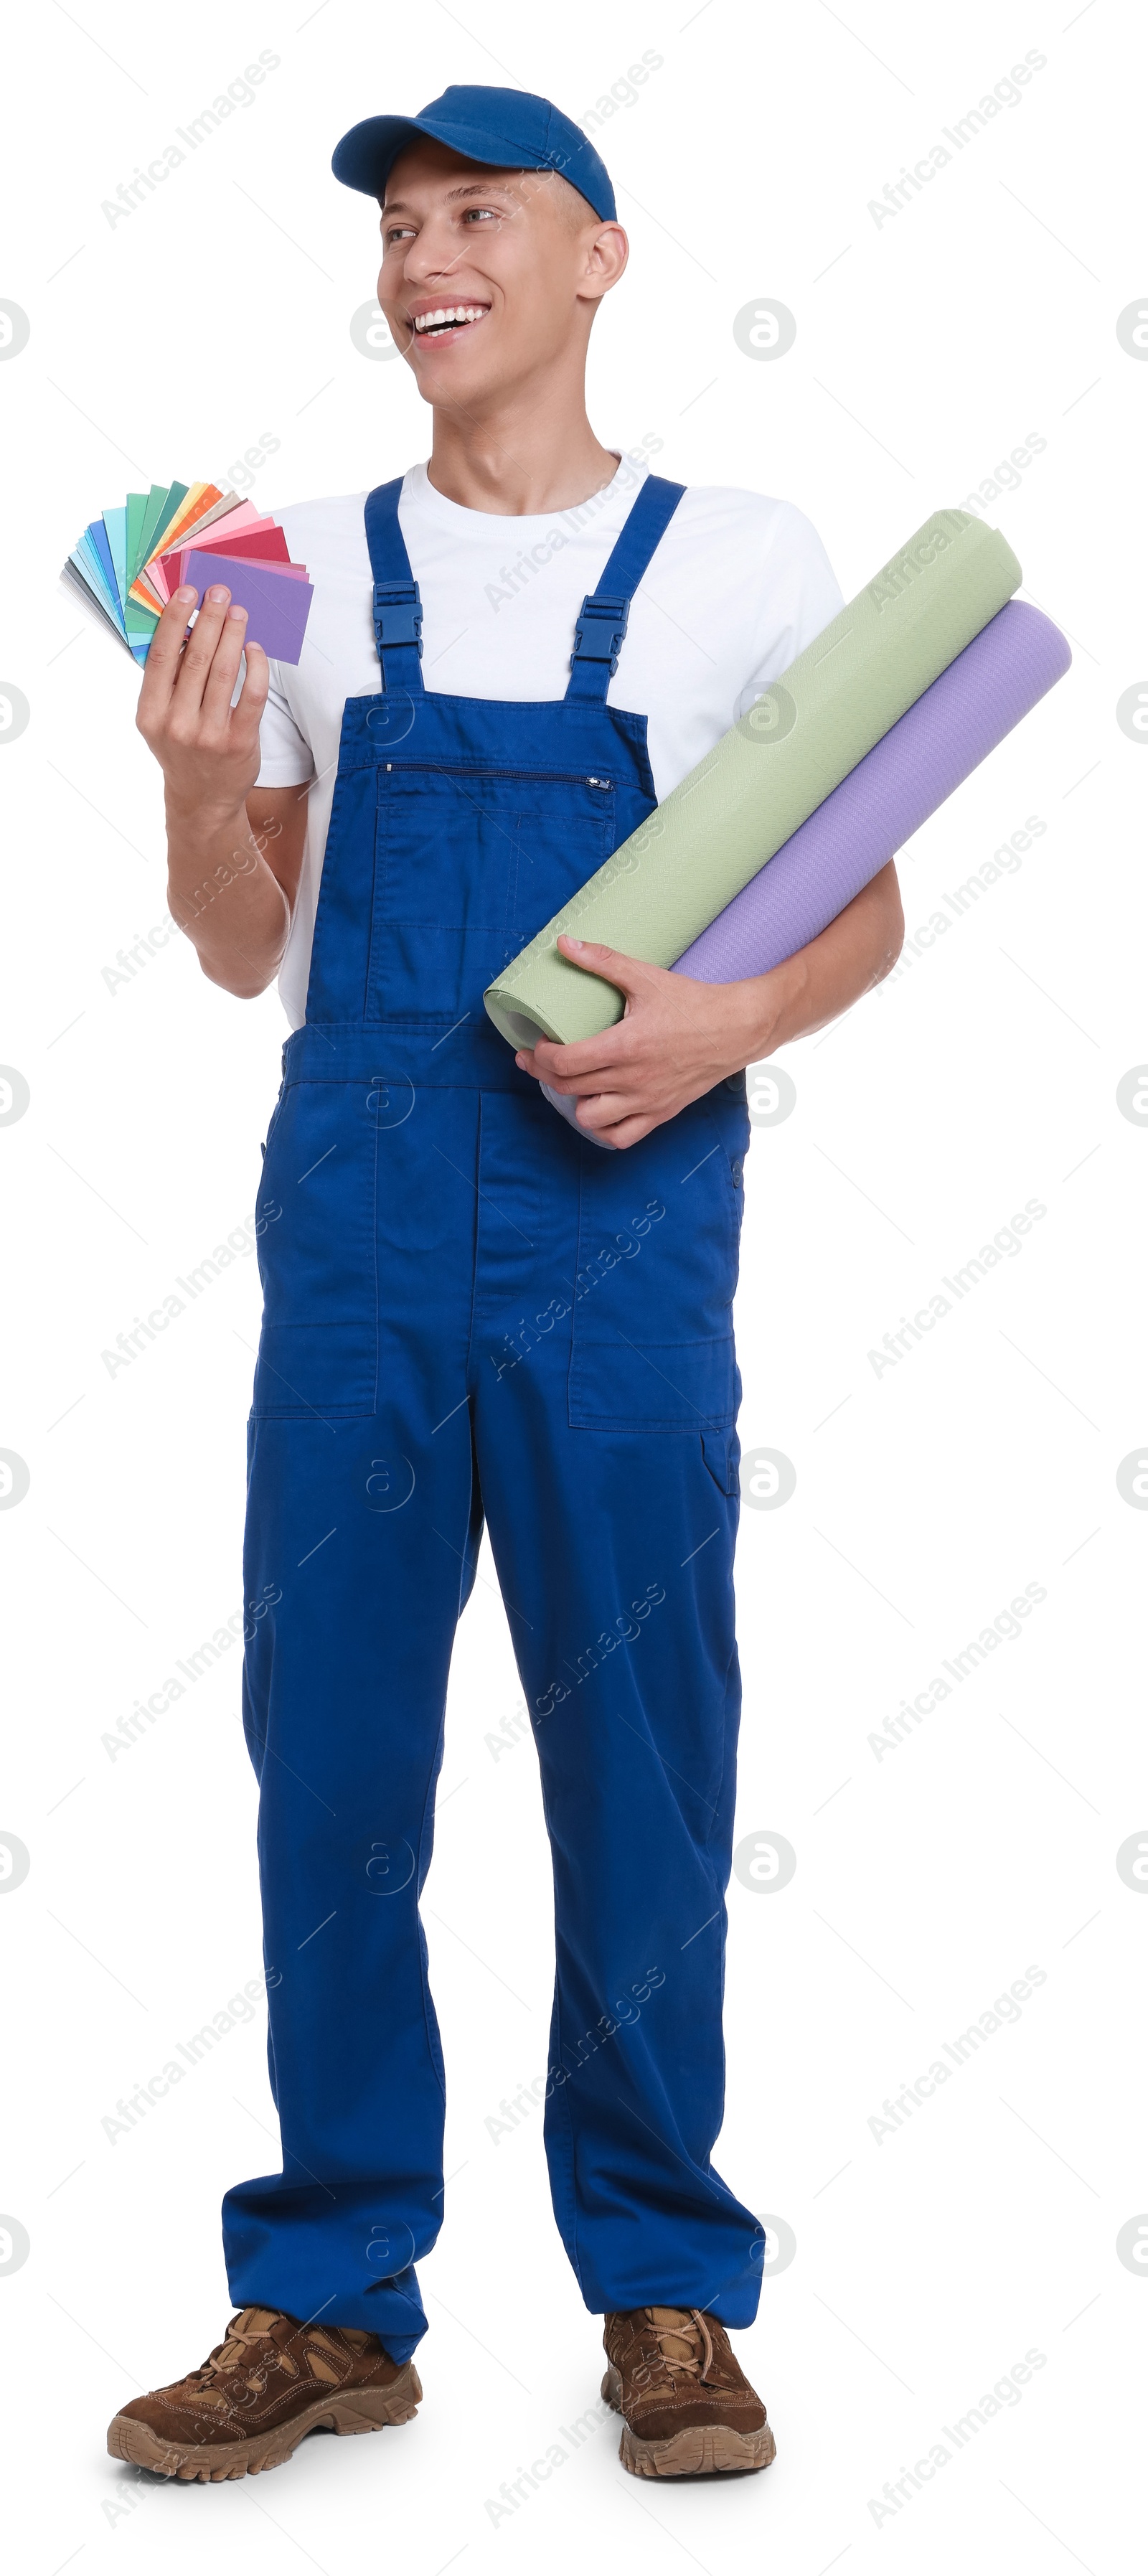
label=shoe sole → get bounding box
[601,2364,776,2478]
[106,2364,422,2481]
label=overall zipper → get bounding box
[382,761,613,789]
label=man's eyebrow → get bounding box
[382,178,522,217]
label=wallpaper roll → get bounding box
[675,600,1071,979]
[538,598,1070,1145]
[485,509,1022,1052]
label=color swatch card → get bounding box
[61,484,313,665]
[180,550,314,663]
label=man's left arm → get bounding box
[517,858,904,1149]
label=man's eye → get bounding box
[463,207,499,224]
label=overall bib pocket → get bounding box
[366,762,614,1023]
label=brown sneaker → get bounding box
[602,2305,775,2478]
[106,2306,421,2481]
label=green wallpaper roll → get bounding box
[484,509,1022,1050]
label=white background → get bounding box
[1,1,1146,2568]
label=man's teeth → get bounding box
[413,306,486,334]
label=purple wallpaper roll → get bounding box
[672,601,1071,984]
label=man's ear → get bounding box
[582,223,629,303]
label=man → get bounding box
[109,86,903,2485]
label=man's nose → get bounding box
[401,224,466,286]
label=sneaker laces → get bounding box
[192,2308,287,2393]
[643,2306,716,2384]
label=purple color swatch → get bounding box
[182,549,314,664]
[673,601,1071,984]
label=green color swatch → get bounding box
[124,485,166,656]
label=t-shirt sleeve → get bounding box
[255,661,317,786]
[733,504,847,723]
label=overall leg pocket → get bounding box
[568,1092,748,1437]
[252,1078,379,1421]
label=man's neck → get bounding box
[425,378,619,517]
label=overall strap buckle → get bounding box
[372,579,423,662]
[569,591,630,678]
[563,478,685,705]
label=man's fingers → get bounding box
[140,586,269,731]
[198,604,266,728]
[574,1099,653,1150]
[555,934,662,1000]
[235,637,270,728]
[571,1090,630,1129]
[136,584,198,716]
[538,1070,633,1098]
[526,1056,625,1093]
[174,586,238,710]
[524,1025,637,1084]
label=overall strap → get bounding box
[364,476,425,695]
[565,474,686,703]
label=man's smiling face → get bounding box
[376,136,626,409]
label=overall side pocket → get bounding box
[251,1078,379,1421]
[568,1091,745,1435]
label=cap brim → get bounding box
[332,112,532,199]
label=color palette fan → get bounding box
[61,481,314,667]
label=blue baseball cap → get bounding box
[331,84,616,223]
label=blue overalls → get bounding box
[222,474,761,2360]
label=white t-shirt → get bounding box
[256,451,844,1028]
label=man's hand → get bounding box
[518,941,776,1148]
[516,863,905,1147]
[136,580,268,818]
[135,582,307,998]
